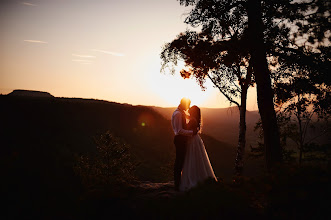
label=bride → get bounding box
[180,105,217,192]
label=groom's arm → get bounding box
[173,112,193,136]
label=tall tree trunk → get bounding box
[234,84,248,176]
[298,117,304,165]
[247,0,282,170]
[296,110,304,165]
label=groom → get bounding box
[171,98,196,191]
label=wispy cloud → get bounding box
[72,59,93,62]
[72,59,93,65]
[24,40,47,44]
[72,54,96,58]
[22,2,37,6]
[92,49,125,57]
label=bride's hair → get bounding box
[189,105,201,131]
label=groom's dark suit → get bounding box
[172,108,192,190]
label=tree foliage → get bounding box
[161,30,253,106]
[74,131,136,188]
[172,0,330,90]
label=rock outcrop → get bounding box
[8,89,54,98]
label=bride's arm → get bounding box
[188,119,199,135]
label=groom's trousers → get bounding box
[174,135,188,189]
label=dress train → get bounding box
[180,134,217,191]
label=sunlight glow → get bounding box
[150,61,214,107]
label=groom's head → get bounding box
[179,97,191,111]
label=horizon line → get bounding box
[1,88,258,111]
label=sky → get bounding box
[0,0,258,110]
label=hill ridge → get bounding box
[8,89,54,98]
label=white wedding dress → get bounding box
[180,131,217,192]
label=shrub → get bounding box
[73,131,136,188]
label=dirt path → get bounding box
[134,181,180,199]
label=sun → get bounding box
[143,56,214,108]
[150,70,214,107]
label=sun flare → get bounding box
[150,64,214,107]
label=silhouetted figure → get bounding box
[179,105,217,191]
[171,98,194,191]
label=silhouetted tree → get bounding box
[74,131,136,188]
[252,40,330,164]
[273,45,330,164]
[162,0,330,170]
[253,106,330,165]
[251,112,297,162]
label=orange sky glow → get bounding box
[0,0,258,110]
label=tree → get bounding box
[162,0,330,170]
[273,45,330,164]
[74,131,136,188]
[252,98,330,165]
[252,38,330,164]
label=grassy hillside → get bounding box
[1,96,165,181]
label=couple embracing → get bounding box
[171,98,217,192]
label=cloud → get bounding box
[72,59,93,62]
[72,59,93,65]
[24,40,47,44]
[22,2,37,6]
[92,49,125,57]
[72,54,96,58]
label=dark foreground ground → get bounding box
[2,165,330,220]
